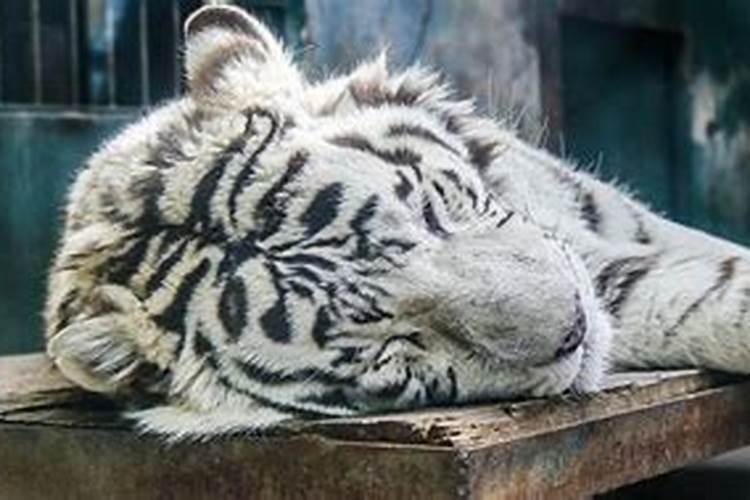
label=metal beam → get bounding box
[2,354,750,499]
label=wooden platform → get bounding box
[2,353,750,499]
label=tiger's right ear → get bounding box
[184,5,300,106]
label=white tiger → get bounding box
[44,5,750,438]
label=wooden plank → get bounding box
[465,382,750,499]
[2,353,750,499]
[0,424,462,500]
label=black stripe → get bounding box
[380,238,417,253]
[349,307,394,324]
[343,281,394,325]
[386,123,462,157]
[422,196,449,236]
[371,333,426,364]
[145,238,190,294]
[580,191,601,233]
[667,256,739,335]
[288,280,314,300]
[349,82,420,108]
[711,255,736,293]
[329,134,421,166]
[424,377,441,405]
[299,388,356,410]
[349,195,381,261]
[432,180,448,205]
[481,194,494,215]
[443,114,461,134]
[193,328,215,359]
[186,134,246,235]
[145,128,191,169]
[446,366,458,402]
[154,258,211,340]
[372,366,413,400]
[188,341,327,420]
[228,108,279,225]
[394,171,414,201]
[596,256,653,319]
[627,204,653,244]
[194,334,336,419]
[218,276,248,341]
[157,228,183,255]
[301,234,353,250]
[440,169,478,208]
[108,235,152,285]
[331,346,365,368]
[299,183,344,238]
[440,169,462,188]
[234,358,355,386]
[550,169,601,233]
[55,288,80,331]
[737,287,750,328]
[351,195,379,234]
[214,371,331,420]
[129,172,165,228]
[279,253,337,271]
[311,307,334,347]
[260,295,292,343]
[465,138,501,171]
[217,236,261,279]
[411,164,423,183]
[286,265,323,286]
[254,150,309,240]
[495,210,515,229]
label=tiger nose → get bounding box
[556,301,587,358]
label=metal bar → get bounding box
[0,13,3,101]
[70,0,80,105]
[30,0,42,104]
[105,0,116,107]
[139,0,150,106]
[172,0,181,95]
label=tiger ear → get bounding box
[183,5,299,105]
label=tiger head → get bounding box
[55,6,611,417]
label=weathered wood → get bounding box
[2,354,750,499]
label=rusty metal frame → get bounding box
[2,354,750,499]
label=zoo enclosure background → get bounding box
[2,0,750,354]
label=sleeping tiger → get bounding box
[44,5,750,438]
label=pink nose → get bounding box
[556,302,586,358]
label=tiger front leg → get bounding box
[608,247,750,374]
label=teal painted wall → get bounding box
[0,112,133,353]
[560,17,695,238]
[560,2,750,246]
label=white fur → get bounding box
[43,6,750,438]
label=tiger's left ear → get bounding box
[184,5,301,106]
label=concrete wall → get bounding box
[684,1,750,237]
[304,0,543,138]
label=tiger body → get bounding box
[45,6,750,437]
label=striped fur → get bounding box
[44,5,750,438]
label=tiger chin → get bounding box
[44,5,750,439]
